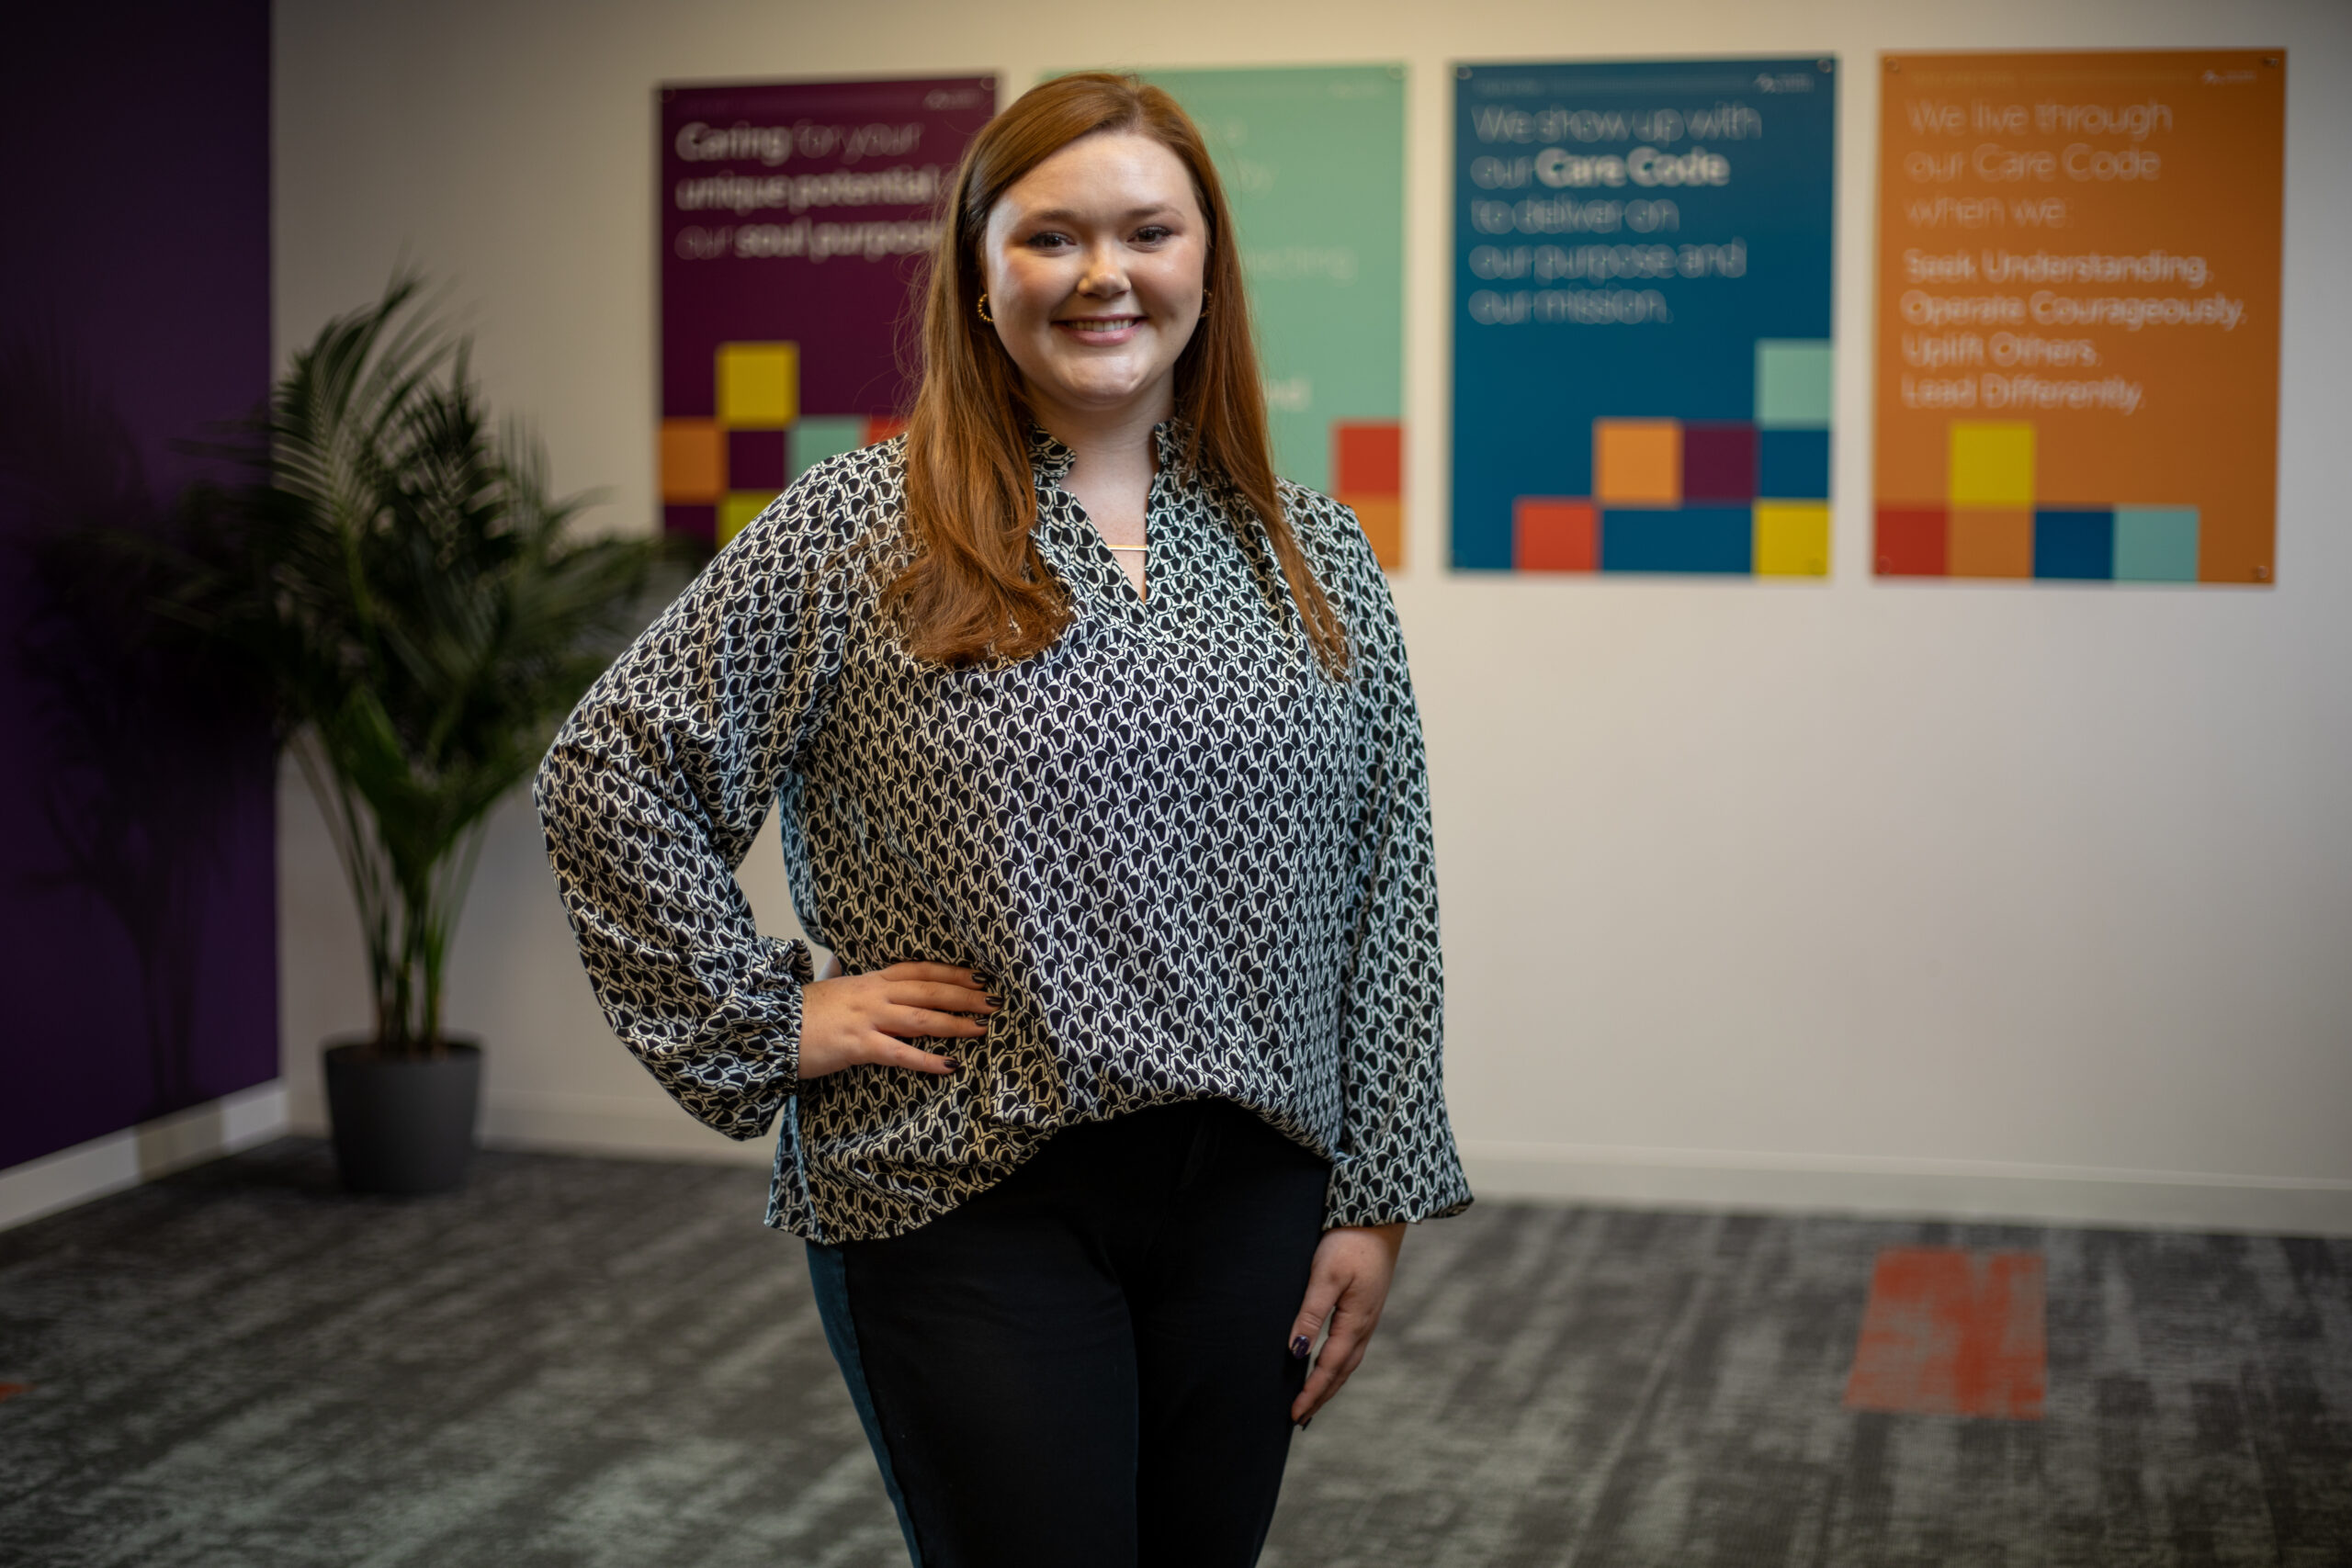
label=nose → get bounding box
[1077,240,1130,299]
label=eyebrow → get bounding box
[1020,204,1185,225]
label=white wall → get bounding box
[274,0,2352,1232]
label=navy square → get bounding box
[2033,509,2114,580]
[728,429,787,491]
[1600,507,1753,574]
[1758,429,1830,500]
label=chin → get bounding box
[1044,370,1156,409]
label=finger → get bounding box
[1288,1279,1345,1410]
[891,981,1000,1013]
[1286,1267,1343,1369]
[880,962,997,987]
[1294,1314,1374,1422]
[875,1037,958,1075]
[1294,1327,1356,1419]
[1298,1335,1374,1429]
[880,1006,992,1038]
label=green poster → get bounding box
[1140,65,1408,566]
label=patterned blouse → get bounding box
[535,423,1472,1243]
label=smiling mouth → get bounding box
[1054,316,1144,332]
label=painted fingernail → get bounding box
[971,970,995,986]
[938,1055,959,1071]
[1298,1416,1313,1431]
[984,993,1003,1008]
[1290,1335,1311,1359]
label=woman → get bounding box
[537,73,1470,1567]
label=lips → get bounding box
[1053,315,1145,342]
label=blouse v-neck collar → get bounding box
[1026,420,1197,621]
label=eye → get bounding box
[1134,225,1173,244]
[1024,231,1072,251]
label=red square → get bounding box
[1513,498,1597,572]
[1845,1248,2045,1420]
[1877,506,1949,576]
[1334,422,1403,497]
[864,415,909,446]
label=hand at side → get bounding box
[1287,1222,1407,1424]
[797,962,995,1079]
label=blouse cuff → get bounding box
[1322,1153,1476,1230]
[698,936,811,1137]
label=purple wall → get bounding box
[0,0,277,1168]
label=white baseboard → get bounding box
[1460,1139,2352,1237]
[0,1082,289,1233]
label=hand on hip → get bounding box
[797,962,995,1079]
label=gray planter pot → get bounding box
[322,1037,482,1195]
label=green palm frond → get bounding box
[162,274,671,1049]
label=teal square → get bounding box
[789,417,867,479]
[2113,506,2199,582]
[1756,340,1833,428]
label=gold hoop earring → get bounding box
[977,293,996,325]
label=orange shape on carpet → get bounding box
[1844,1247,2045,1419]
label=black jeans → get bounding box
[807,1097,1331,1568]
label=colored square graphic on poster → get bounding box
[1140,66,1408,568]
[1874,52,2283,584]
[1452,59,1837,576]
[658,77,994,547]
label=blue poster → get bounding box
[1451,59,1838,576]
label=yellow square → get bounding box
[1755,502,1830,576]
[717,342,798,427]
[1949,423,2034,507]
[718,491,777,547]
[1594,419,1681,505]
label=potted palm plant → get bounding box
[160,276,666,1193]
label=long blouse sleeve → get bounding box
[532,479,862,1141]
[1306,496,1474,1228]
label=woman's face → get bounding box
[979,130,1209,426]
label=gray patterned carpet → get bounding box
[1,1139,2346,1566]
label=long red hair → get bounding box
[885,73,1347,674]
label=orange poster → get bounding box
[1874,51,2283,584]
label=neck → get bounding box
[1024,384,1172,479]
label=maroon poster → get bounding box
[658,76,996,546]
